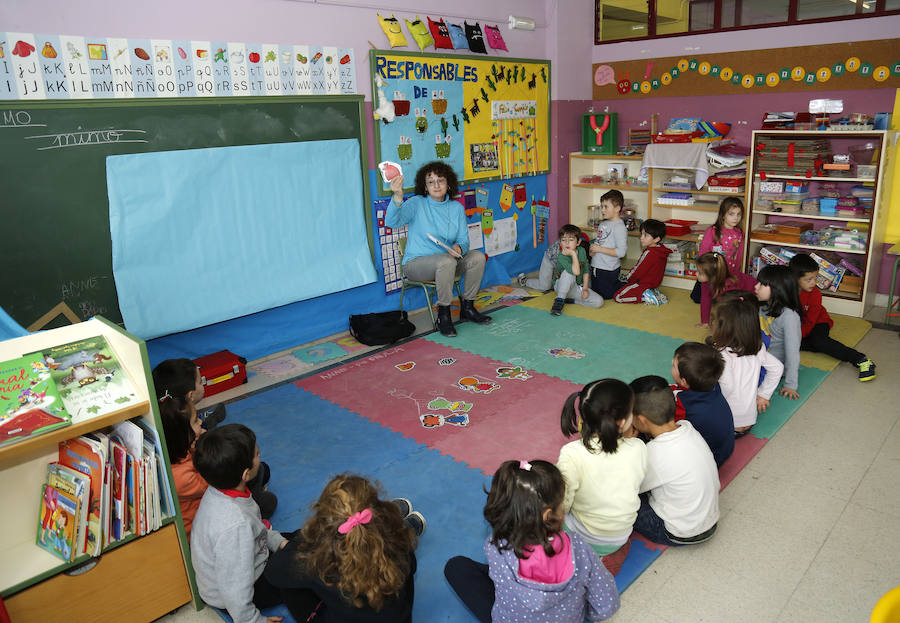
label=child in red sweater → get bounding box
[614,219,672,304]
[788,254,875,381]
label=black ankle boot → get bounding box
[436,305,457,337]
[460,299,492,324]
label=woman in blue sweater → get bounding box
[386,161,491,337]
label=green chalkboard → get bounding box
[0,95,368,330]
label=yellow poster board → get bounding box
[371,50,550,195]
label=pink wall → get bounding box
[593,88,897,151]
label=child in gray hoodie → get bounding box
[444,459,619,623]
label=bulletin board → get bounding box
[593,39,900,99]
[371,50,550,195]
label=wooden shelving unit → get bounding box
[745,129,893,318]
[0,317,199,622]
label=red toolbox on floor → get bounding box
[192,350,248,398]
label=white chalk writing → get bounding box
[25,128,147,150]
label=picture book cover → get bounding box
[32,335,137,423]
[58,436,105,556]
[109,437,128,541]
[0,354,71,448]
[46,462,90,556]
[37,483,80,563]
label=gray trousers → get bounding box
[554,271,604,308]
[403,250,486,306]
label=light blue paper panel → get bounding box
[108,139,375,339]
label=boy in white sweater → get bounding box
[631,381,720,546]
[191,424,288,623]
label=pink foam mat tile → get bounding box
[296,340,579,457]
[718,434,768,489]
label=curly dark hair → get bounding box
[413,161,459,198]
[293,475,416,612]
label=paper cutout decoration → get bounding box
[378,161,402,183]
[496,366,531,380]
[378,14,408,48]
[460,188,477,216]
[421,413,469,428]
[475,186,489,212]
[499,183,513,212]
[514,182,527,210]
[481,208,494,236]
[392,91,411,116]
[457,376,500,393]
[547,347,585,359]
[395,361,416,372]
[427,397,473,412]
[428,17,454,49]
[484,25,508,51]
[531,197,551,246]
[406,16,435,52]
[447,23,469,50]
[437,357,456,366]
[464,22,487,54]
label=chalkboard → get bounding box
[0,95,368,330]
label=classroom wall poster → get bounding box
[370,50,550,195]
[0,31,356,99]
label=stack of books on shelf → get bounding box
[0,333,175,563]
[41,418,173,562]
[753,246,861,295]
[658,192,694,206]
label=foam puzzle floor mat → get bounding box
[208,297,867,622]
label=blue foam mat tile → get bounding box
[614,537,665,593]
[223,382,491,622]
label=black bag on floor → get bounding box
[349,310,415,346]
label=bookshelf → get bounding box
[0,317,198,621]
[744,130,892,318]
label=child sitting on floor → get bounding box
[550,224,604,316]
[153,359,277,530]
[190,424,290,623]
[613,218,672,305]
[670,343,734,467]
[444,459,620,623]
[755,265,803,400]
[695,251,757,327]
[707,292,783,436]
[789,253,876,382]
[557,378,646,575]
[631,379,720,546]
[265,474,424,622]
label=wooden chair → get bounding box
[397,237,462,329]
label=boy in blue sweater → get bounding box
[191,424,289,623]
[670,342,734,466]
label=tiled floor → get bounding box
[161,302,900,623]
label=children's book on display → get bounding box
[36,483,80,563]
[0,353,72,448]
[28,335,138,424]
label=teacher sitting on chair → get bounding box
[386,161,492,337]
